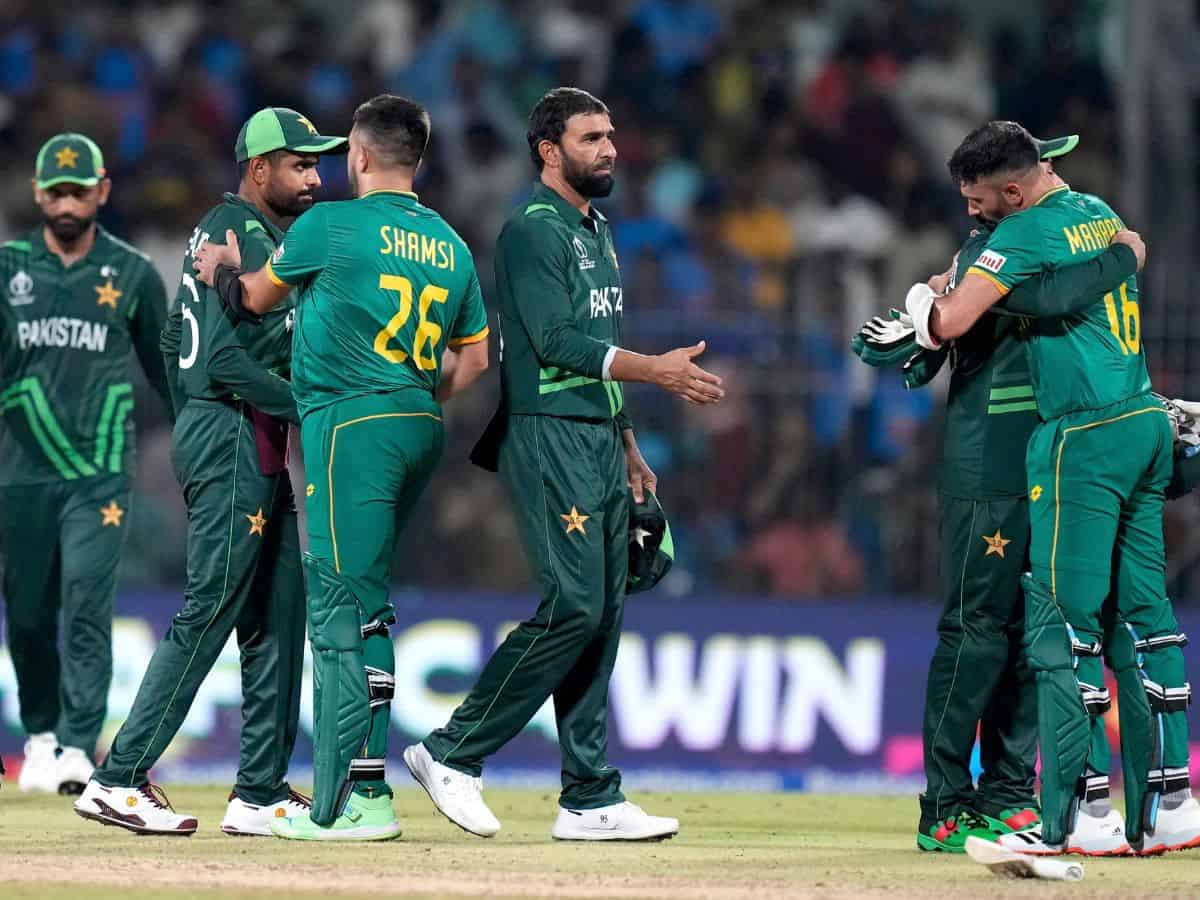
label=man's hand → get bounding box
[622,429,657,503]
[193,230,243,287]
[650,341,724,404]
[1110,229,1146,272]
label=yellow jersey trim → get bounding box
[361,188,419,200]
[264,260,287,287]
[448,326,490,348]
[1034,183,1070,206]
[966,267,1011,297]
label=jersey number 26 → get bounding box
[374,273,448,370]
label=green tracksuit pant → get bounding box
[424,414,629,810]
[920,493,1038,827]
[94,400,304,805]
[1,473,130,754]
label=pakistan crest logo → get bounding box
[8,270,34,307]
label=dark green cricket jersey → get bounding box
[160,193,296,422]
[969,185,1149,419]
[494,183,627,422]
[266,189,488,418]
[938,225,1141,499]
[0,226,169,485]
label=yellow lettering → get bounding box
[379,225,393,255]
[420,235,436,267]
[407,231,420,260]
[449,242,455,272]
[1064,226,1085,255]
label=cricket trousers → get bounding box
[424,414,630,810]
[920,493,1038,827]
[94,399,304,805]
[1024,394,1184,845]
[300,389,444,820]
[1,472,130,755]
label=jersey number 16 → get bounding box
[1103,283,1140,355]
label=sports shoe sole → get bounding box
[402,745,496,838]
[1137,833,1200,856]
[74,805,197,836]
[269,822,401,841]
[552,828,676,842]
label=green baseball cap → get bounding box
[235,107,347,162]
[35,133,106,189]
[1035,134,1079,160]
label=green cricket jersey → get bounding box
[160,193,297,423]
[969,184,1149,419]
[0,226,169,485]
[938,228,1140,499]
[494,183,628,422]
[266,189,488,417]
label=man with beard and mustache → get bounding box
[0,133,170,795]
[74,108,345,835]
[193,94,493,841]
[853,131,1167,856]
[401,87,723,841]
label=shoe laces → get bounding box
[287,789,312,810]
[138,783,175,811]
[440,770,483,799]
[958,809,991,831]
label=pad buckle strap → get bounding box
[1070,637,1102,657]
[348,758,386,782]
[1148,766,1191,794]
[1077,681,1112,715]
[1080,773,1110,803]
[1134,632,1189,652]
[1143,678,1191,713]
[360,613,396,640]
[365,666,395,708]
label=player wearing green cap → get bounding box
[913,120,1200,856]
[854,131,1142,854]
[195,94,493,841]
[0,132,170,795]
[73,108,346,835]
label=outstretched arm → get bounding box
[192,230,290,317]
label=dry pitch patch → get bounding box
[3,788,1200,899]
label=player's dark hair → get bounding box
[948,121,1040,184]
[352,94,431,169]
[527,87,609,172]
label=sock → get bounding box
[1161,787,1192,810]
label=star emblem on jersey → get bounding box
[1030,485,1044,502]
[100,500,124,527]
[561,506,589,536]
[94,279,122,309]
[982,530,1011,559]
[306,483,315,497]
[246,507,268,536]
[55,146,79,169]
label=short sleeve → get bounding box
[966,216,1045,296]
[265,205,328,286]
[449,265,490,347]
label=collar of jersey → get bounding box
[30,223,110,268]
[361,188,419,202]
[531,182,606,229]
[1032,183,1070,206]
[221,192,284,241]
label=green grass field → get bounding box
[3,786,1200,899]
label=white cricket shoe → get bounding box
[18,732,60,793]
[402,742,500,837]
[221,789,312,836]
[1139,796,1200,856]
[998,807,1129,857]
[551,801,679,841]
[73,779,198,835]
[56,746,94,796]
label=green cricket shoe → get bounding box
[979,806,1040,836]
[917,808,997,853]
[270,793,402,841]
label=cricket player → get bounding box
[854,133,1144,853]
[72,108,346,835]
[195,94,492,841]
[402,87,723,842]
[910,120,1200,856]
[0,133,170,794]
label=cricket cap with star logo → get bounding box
[35,133,107,189]
[234,107,347,162]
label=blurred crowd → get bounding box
[3,0,1197,601]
